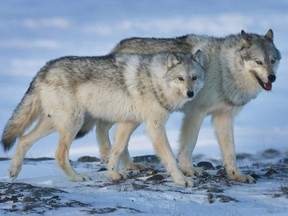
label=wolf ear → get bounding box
[241,30,253,44]
[193,49,203,66]
[264,29,273,41]
[167,53,182,68]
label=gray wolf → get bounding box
[1,51,205,186]
[97,29,281,183]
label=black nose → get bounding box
[187,90,194,98]
[268,74,276,83]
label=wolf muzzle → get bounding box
[268,74,276,83]
[187,90,194,98]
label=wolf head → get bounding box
[162,50,205,105]
[239,29,281,91]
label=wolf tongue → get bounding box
[264,82,272,91]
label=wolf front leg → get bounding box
[146,120,194,187]
[178,107,206,177]
[212,110,256,183]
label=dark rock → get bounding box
[22,196,37,202]
[98,167,108,172]
[81,207,117,214]
[133,155,160,164]
[141,168,158,175]
[24,157,54,162]
[280,158,288,164]
[263,168,278,177]
[250,173,261,180]
[65,200,89,208]
[207,193,238,203]
[77,156,101,163]
[218,195,239,203]
[216,168,227,177]
[132,183,148,190]
[207,193,214,204]
[262,149,281,158]
[215,165,223,170]
[273,194,282,198]
[236,153,252,160]
[196,161,215,170]
[280,186,288,198]
[146,174,164,182]
[207,188,224,193]
[0,182,69,214]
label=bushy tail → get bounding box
[1,84,41,151]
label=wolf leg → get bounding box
[146,120,194,187]
[9,116,55,179]
[96,120,142,170]
[212,111,256,183]
[96,120,113,163]
[122,145,145,170]
[178,107,205,177]
[55,113,91,181]
[116,123,144,170]
[107,122,139,180]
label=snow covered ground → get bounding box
[0,0,288,215]
[1,150,288,215]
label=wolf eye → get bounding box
[178,76,184,81]
[255,60,263,65]
[271,59,276,64]
[192,76,198,81]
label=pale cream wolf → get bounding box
[1,51,205,186]
[96,29,281,184]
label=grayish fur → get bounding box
[1,52,205,186]
[99,30,281,184]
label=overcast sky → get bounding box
[0,0,287,159]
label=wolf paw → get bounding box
[184,178,195,187]
[228,171,256,184]
[100,155,109,164]
[125,163,145,170]
[171,173,195,187]
[192,166,204,177]
[181,166,203,177]
[9,167,21,180]
[69,173,91,182]
[175,177,195,187]
[108,171,127,181]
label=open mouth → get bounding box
[253,73,272,91]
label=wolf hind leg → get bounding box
[146,120,194,187]
[98,120,143,171]
[122,145,145,170]
[213,111,256,184]
[107,122,139,181]
[9,116,55,179]
[116,123,144,171]
[96,120,113,163]
[55,113,91,182]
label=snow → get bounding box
[1,152,288,215]
[0,0,288,215]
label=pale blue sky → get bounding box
[0,0,287,159]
